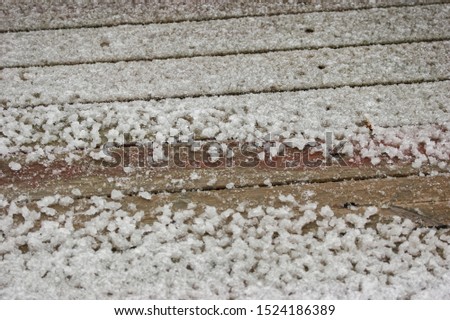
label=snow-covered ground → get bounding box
[1,2,449,299]
[0,198,449,299]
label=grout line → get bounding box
[0,2,448,34]
[6,78,450,110]
[2,37,449,69]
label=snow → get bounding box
[138,191,152,200]
[36,196,57,208]
[1,82,449,168]
[1,5,448,68]
[2,41,449,108]
[1,0,442,33]
[8,162,21,171]
[110,190,124,201]
[1,197,449,299]
[189,172,200,180]
[1,1,449,301]
[59,196,74,207]
[207,177,217,186]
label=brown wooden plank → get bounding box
[1,143,447,201]
[109,175,450,226]
[2,41,449,108]
[2,175,448,232]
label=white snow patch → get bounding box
[138,191,152,200]
[189,172,200,180]
[111,189,124,201]
[207,177,217,186]
[1,196,449,299]
[59,196,74,207]
[8,162,21,171]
